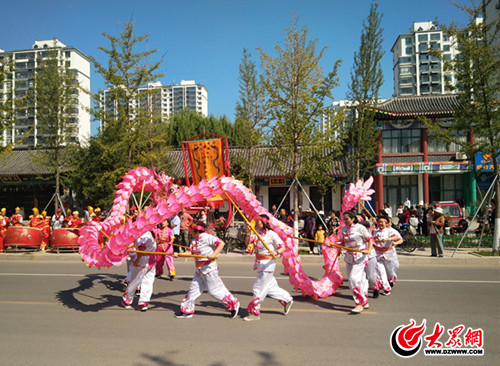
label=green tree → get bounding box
[259,16,343,225]
[426,1,500,253]
[30,44,79,210]
[233,48,268,188]
[166,109,235,147]
[346,1,385,181]
[92,20,167,169]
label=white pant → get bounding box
[376,256,399,292]
[365,256,377,291]
[248,265,293,315]
[345,260,369,306]
[123,265,155,305]
[180,264,238,315]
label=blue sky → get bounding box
[1,0,469,134]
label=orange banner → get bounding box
[186,139,225,207]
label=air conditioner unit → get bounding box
[455,152,467,160]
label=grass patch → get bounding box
[473,250,499,257]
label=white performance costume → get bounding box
[373,227,401,293]
[180,232,239,315]
[122,231,156,308]
[339,223,372,306]
[247,229,293,316]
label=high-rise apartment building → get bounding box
[99,79,208,129]
[0,39,91,148]
[391,21,459,97]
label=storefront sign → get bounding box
[0,175,22,184]
[475,152,499,172]
[269,177,286,186]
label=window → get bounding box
[428,129,466,152]
[421,75,429,82]
[430,42,440,50]
[444,53,452,61]
[399,56,412,64]
[405,47,413,54]
[443,45,450,52]
[430,33,441,41]
[399,66,412,74]
[431,64,441,72]
[399,77,413,84]
[443,35,449,41]
[382,129,421,154]
[418,43,428,52]
[418,34,428,42]
[421,85,430,93]
[431,74,440,82]
[420,54,429,62]
[420,64,429,72]
[405,37,413,45]
[399,87,413,95]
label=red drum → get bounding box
[50,228,80,252]
[4,226,43,249]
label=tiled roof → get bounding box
[1,146,346,179]
[165,146,346,179]
[0,150,71,176]
[375,94,460,118]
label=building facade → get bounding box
[391,21,459,97]
[0,39,91,148]
[99,79,208,130]
[373,94,476,215]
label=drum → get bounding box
[4,226,43,249]
[50,228,80,252]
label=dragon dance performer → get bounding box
[372,214,402,297]
[174,221,240,319]
[244,214,293,321]
[338,210,374,314]
[155,219,176,280]
[11,207,23,226]
[0,208,10,251]
[122,230,157,311]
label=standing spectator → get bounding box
[326,210,340,236]
[404,197,411,209]
[270,204,278,218]
[395,204,404,219]
[277,208,293,227]
[401,207,410,225]
[416,204,424,235]
[422,203,430,235]
[429,207,445,257]
[170,212,181,253]
[51,208,64,229]
[383,203,392,219]
[179,208,193,250]
[314,224,326,255]
[40,211,51,250]
[302,209,316,254]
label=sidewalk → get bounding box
[1,247,499,266]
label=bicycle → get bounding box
[398,223,419,252]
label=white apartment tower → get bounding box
[391,21,459,97]
[0,39,91,148]
[99,80,208,130]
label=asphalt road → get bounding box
[0,260,498,366]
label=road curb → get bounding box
[1,250,499,266]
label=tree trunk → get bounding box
[493,171,500,254]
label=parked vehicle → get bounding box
[432,201,464,229]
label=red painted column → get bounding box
[375,135,384,213]
[422,127,429,204]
